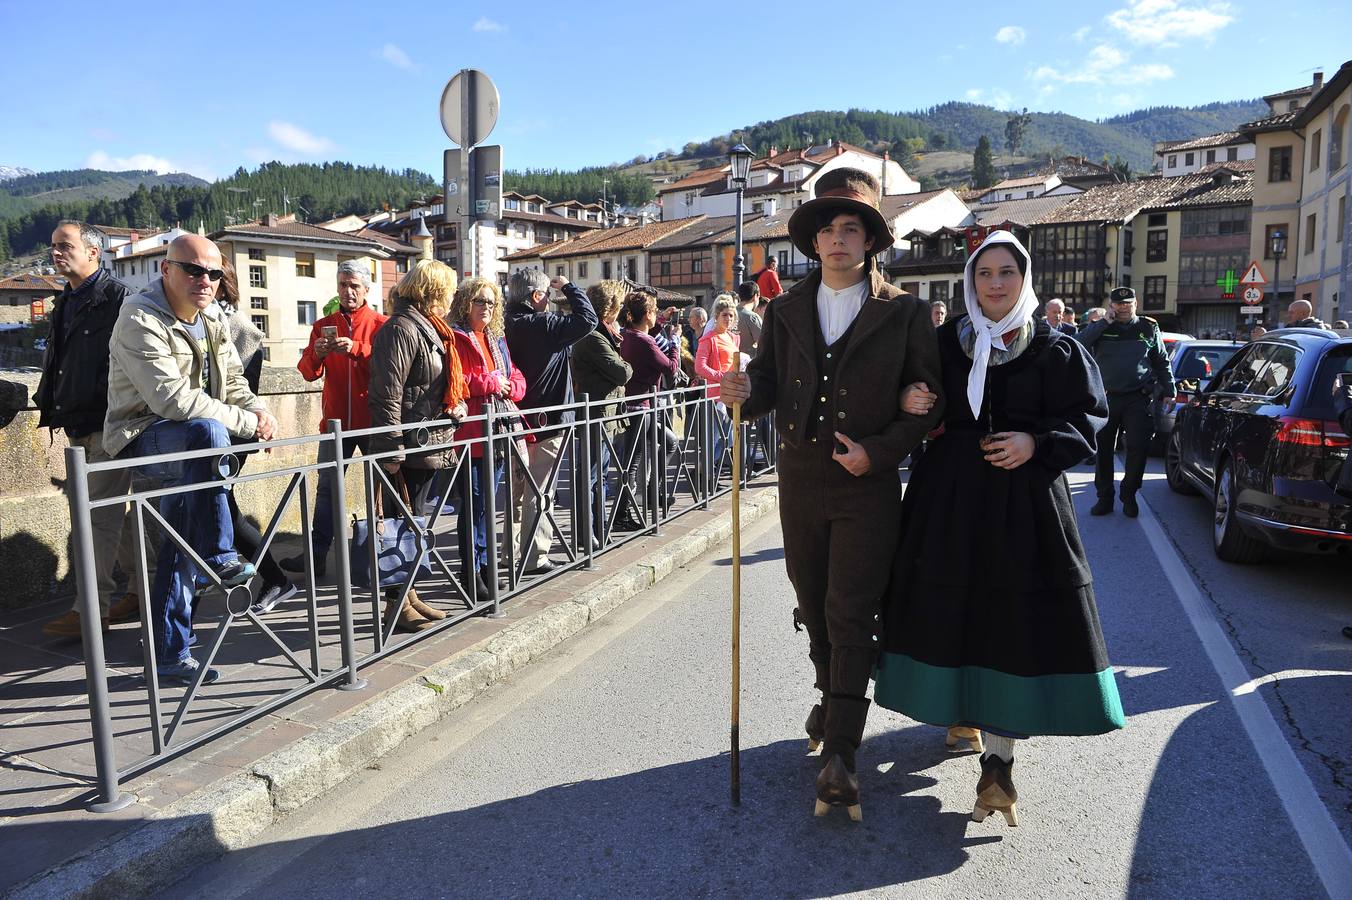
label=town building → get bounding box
[0,273,64,323]
[657,141,919,221]
[1154,132,1255,177]
[209,214,418,362]
[106,227,193,290]
[646,215,742,309]
[502,217,704,296]
[1291,59,1351,324]
[977,174,1080,203]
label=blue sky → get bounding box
[1,0,1348,181]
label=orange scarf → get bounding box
[428,313,469,412]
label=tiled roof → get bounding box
[659,167,729,194]
[1031,178,1182,225]
[1240,111,1299,133]
[879,189,952,217]
[618,278,696,305]
[211,219,402,251]
[1158,131,1250,153]
[1033,156,1114,178]
[1198,159,1256,175]
[956,187,987,202]
[718,209,794,244]
[352,228,419,254]
[647,215,743,250]
[117,243,170,260]
[969,195,1077,226]
[90,225,144,238]
[987,174,1055,191]
[1144,172,1253,210]
[1264,83,1316,101]
[0,273,65,291]
[502,217,705,261]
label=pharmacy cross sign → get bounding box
[1216,269,1239,299]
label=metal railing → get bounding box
[65,386,777,812]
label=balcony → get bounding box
[782,261,817,279]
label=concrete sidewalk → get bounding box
[1,482,779,899]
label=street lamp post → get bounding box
[1270,229,1287,327]
[729,143,754,287]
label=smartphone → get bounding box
[321,325,338,342]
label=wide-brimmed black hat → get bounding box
[787,168,895,261]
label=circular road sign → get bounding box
[1242,285,1264,306]
[439,69,500,147]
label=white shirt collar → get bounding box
[816,278,869,345]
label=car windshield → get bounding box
[1304,346,1352,421]
[1176,345,1240,383]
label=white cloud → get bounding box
[378,43,413,70]
[995,25,1026,45]
[1073,25,1092,42]
[1031,43,1173,86]
[1106,0,1234,46]
[472,16,505,33]
[86,151,177,174]
[267,121,335,155]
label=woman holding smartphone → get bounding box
[877,230,1122,827]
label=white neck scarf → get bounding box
[963,230,1041,420]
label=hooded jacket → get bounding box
[503,281,597,427]
[104,278,261,457]
[297,302,388,431]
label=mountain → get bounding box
[678,99,1270,175]
[0,169,210,221]
[0,166,36,181]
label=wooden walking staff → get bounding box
[729,351,750,805]
[730,395,742,806]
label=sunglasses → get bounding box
[472,298,497,308]
[167,259,225,282]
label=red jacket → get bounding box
[451,327,526,457]
[756,267,783,300]
[297,303,389,432]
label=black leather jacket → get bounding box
[35,270,131,437]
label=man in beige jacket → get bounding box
[106,235,277,684]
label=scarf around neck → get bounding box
[961,230,1041,420]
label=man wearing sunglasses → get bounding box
[105,235,279,685]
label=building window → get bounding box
[1264,224,1288,259]
[295,251,315,278]
[1143,275,1167,311]
[297,301,317,325]
[497,222,509,235]
[503,198,519,211]
[692,258,706,274]
[248,248,265,261]
[251,315,267,335]
[250,296,267,310]
[556,265,565,277]
[1331,106,1349,171]
[1227,146,1239,162]
[1337,196,1346,243]
[578,262,588,278]
[1310,130,1322,171]
[1178,248,1248,287]
[1168,154,1177,168]
[602,260,613,279]
[625,257,637,281]
[249,265,267,288]
[930,280,949,304]
[660,261,671,276]
[1147,229,1168,263]
[515,223,527,238]
[752,202,765,214]
[1206,149,1216,164]
[1305,213,1316,253]
[1269,146,1292,182]
[396,256,409,273]
[1148,213,1166,227]
[1184,152,1195,166]
[1181,207,1250,237]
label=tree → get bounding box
[929,132,948,150]
[1106,154,1132,182]
[891,138,917,170]
[1004,108,1033,155]
[972,136,997,189]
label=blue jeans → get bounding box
[312,435,369,556]
[129,418,238,665]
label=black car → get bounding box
[1151,338,1244,454]
[1165,327,1352,562]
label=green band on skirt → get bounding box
[874,652,1126,737]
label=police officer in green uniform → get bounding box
[1078,286,1174,517]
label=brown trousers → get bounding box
[778,445,901,764]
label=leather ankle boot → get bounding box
[385,594,432,633]
[814,754,862,821]
[973,754,1019,826]
[805,702,827,753]
[406,589,446,620]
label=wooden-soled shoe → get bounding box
[813,754,862,822]
[945,725,984,754]
[972,754,1018,826]
[805,703,826,753]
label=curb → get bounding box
[10,487,779,900]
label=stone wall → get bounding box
[0,366,366,612]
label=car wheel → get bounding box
[1213,459,1266,563]
[1165,431,1196,495]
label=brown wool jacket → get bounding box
[742,267,944,472]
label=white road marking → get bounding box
[1135,491,1352,899]
[1232,669,1352,697]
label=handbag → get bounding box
[350,470,433,588]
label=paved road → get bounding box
[160,463,1351,899]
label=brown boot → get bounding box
[814,754,862,821]
[385,594,433,633]
[973,754,1019,826]
[406,590,446,621]
[108,592,140,624]
[43,610,108,638]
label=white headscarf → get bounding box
[962,230,1040,419]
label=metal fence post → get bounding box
[649,391,662,535]
[483,404,505,618]
[67,446,135,813]
[578,393,597,570]
[328,420,367,691]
